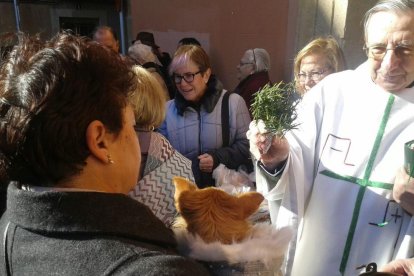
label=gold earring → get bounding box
[107,154,114,164]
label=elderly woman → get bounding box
[128,43,170,100]
[0,33,208,275]
[294,36,346,95]
[159,45,251,188]
[129,66,194,227]
[234,48,272,114]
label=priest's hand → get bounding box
[247,120,289,172]
[380,258,414,275]
[393,167,414,215]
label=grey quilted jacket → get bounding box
[158,76,252,187]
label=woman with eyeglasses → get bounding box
[234,48,272,116]
[294,36,346,95]
[159,45,252,188]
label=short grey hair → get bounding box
[246,48,271,72]
[364,0,414,41]
[128,42,160,65]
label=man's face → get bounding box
[94,29,119,53]
[366,10,414,93]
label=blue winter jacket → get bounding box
[159,76,252,187]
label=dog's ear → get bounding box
[237,192,264,219]
[172,177,198,209]
[172,177,197,193]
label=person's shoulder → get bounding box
[152,131,169,142]
[165,99,177,110]
[307,66,368,106]
[108,250,210,275]
[324,61,368,83]
[227,90,244,102]
[222,90,247,110]
[322,69,354,83]
[150,132,174,155]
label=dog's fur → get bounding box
[174,223,293,269]
[172,177,264,244]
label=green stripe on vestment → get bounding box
[320,170,393,190]
[319,94,395,275]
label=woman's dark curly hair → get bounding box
[0,32,137,186]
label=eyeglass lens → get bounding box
[365,45,414,60]
[173,71,200,84]
[298,71,325,82]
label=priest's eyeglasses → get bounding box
[363,44,414,60]
[297,70,327,82]
[173,71,202,84]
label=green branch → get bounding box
[250,82,301,136]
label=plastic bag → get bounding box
[212,164,255,194]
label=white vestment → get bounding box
[257,62,414,276]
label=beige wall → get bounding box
[295,0,349,66]
[129,0,293,90]
[295,0,378,70]
[343,0,377,69]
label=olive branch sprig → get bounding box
[250,82,301,136]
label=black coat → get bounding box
[0,183,209,275]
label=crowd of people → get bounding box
[1,0,414,275]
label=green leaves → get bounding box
[250,82,301,136]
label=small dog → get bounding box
[172,177,264,244]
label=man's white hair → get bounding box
[364,0,414,41]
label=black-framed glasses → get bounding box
[363,44,414,60]
[297,70,327,82]
[173,71,202,84]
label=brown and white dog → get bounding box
[172,176,264,244]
